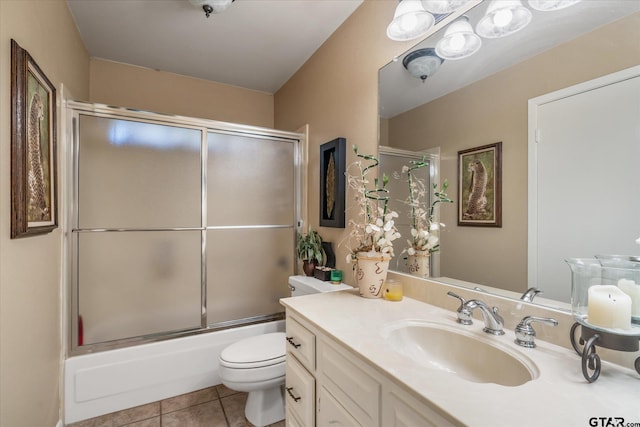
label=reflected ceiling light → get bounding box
[475,0,532,38]
[402,48,444,82]
[387,0,436,41]
[435,16,481,60]
[189,0,235,18]
[422,0,470,14]
[528,0,581,11]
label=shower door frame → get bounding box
[64,101,304,356]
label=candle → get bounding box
[587,285,632,330]
[617,279,640,317]
[384,280,403,302]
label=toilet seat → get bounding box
[219,332,286,369]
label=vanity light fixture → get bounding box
[403,48,444,82]
[189,0,235,18]
[528,0,581,11]
[422,0,470,14]
[387,0,436,42]
[435,16,481,60]
[475,0,532,39]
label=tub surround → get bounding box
[280,288,640,426]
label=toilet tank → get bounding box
[288,275,352,297]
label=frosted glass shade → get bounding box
[403,48,444,81]
[476,0,532,38]
[435,17,481,60]
[387,0,436,41]
[528,0,581,11]
[422,0,470,14]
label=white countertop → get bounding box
[281,289,640,427]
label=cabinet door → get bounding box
[317,386,361,427]
[286,353,315,427]
[383,385,457,427]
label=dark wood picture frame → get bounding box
[457,142,502,227]
[11,39,58,238]
[319,137,346,228]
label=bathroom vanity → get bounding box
[281,288,640,426]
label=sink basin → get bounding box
[381,320,538,387]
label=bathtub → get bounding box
[64,319,285,424]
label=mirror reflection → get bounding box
[378,0,640,309]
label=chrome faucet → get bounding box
[514,316,558,348]
[447,292,505,335]
[520,287,543,302]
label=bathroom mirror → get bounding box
[379,0,640,309]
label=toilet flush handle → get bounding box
[286,336,301,349]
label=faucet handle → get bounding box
[520,287,543,302]
[447,291,472,325]
[515,316,558,348]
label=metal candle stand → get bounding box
[570,322,640,383]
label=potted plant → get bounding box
[344,145,401,298]
[402,157,453,278]
[297,226,324,276]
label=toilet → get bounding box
[218,275,351,426]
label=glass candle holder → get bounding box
[566,257,640,335]
[330,269,343,284]
[383,279,403,301]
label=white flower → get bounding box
[383,220,394,231]
[411,228,418,237]
[346,254,353,264]
[407,247,416,256]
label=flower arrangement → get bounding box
[344,145,401,263]
[402,157,453,256]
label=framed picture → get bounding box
[457,142,502,227]
[319,137,346,228]
[11,39,58,238]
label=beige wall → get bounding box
[0,1,90,426]
[274,0,436,281]
[386,13,640,292]
[90,59,274,128]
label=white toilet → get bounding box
[218,275,351,426]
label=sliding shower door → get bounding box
[69,103,300,354]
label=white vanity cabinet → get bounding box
[285,312,458,427]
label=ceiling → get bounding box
[67,0,364,94]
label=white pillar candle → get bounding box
[587,285,632,330]
[617,279,640,317]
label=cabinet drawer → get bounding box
[286,316,315,371]
[318,339,380,426]
[285,353,315,427]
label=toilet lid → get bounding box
[220,332,286,369]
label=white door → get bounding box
[529,67,640,302]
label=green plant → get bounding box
[297,226,324,263]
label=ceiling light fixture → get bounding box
[421,0,470,14]
[435,16,481,60]
[402,48,444,82]
[387,0,436,42]
[189,0,235,18]
[475,0,532,39]
[528,0,581,11]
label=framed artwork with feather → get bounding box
[457,142,502,227]
[11,39,58,238]
[319,137,346,228]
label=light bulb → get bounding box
[399,13,419,32]
[449,33,466,52]
[493,8,513,27]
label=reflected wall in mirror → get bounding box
[379,0,640,309]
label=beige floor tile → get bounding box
[221,393,250,427]
[162,400,228,427]
[266,421,286,427]
[111,402,160,426]
[121,417,160,427]
[161,386,219,413]
[216,383,240,398]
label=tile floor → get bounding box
[67,384,286,427]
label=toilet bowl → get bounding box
[219,332,286,426]
[218,276,351,426]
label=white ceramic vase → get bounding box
[407,250,430,278]
[354,252,390,298]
